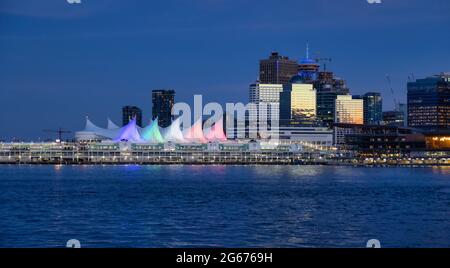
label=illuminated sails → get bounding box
[140,119,165,143]
[114,118,144,142]
[204,118,227,142]
[75,116,227,143]
[184,119,207,143]
[161,117,186,143]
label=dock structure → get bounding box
[0,141,449,166]
[0,141,327,165]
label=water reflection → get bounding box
[2,165,448,247]
[53,164,63,172]
[431,166,450,176]
[250,165,324,179]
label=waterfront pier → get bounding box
[1,141,448,166]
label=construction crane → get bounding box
[386,75,399,111]
[407,72,416,82]
[43,128,72,142]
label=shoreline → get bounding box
[1,161,449,167]
[1,141,448,167]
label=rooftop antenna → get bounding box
[306,42,310,60]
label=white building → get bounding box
[248,82,284,123]
[278,126,333,149]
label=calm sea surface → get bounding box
[0,165,449,248]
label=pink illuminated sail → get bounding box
[205,118,227,142]
[184,119,207,143]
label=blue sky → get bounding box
[0,0,449,140]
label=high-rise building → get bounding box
[280,75,317,126]
[407,73,450,131]
[122,106,142,127]
[314,71,350,126]
[298,45,349,126]
[259,52,298,85]
[152,89,175,128]
[334,95,364,145]
[249,82,284,124]
[363,92,383,125]
[335,95,364,124]
[398,103,408,127]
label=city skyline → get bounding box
[2,0,450,255]
[1,0,449,140]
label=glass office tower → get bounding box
[314,71,350,126]
[280,75,317,126]
[363,92,383,125]
[407,73,450,130]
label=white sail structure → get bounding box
[183,118,207,143]
[75,116,228,143]
[204,118,227,142]
[75,117,121,141]
[114,118,144,142]
[140,119,165,143]
[161,117,186,143]
[107,118,120,129]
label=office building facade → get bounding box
[280,76,317,126]
[259,52,298,85]
[398,103,408,127]
[314,71,350,126]
[334,95,364,145]
[363,92,383,125]
[335,95,364,125]
[152,89,175,128]
[249,82,284,127]
[340,124,426,154]
[407,73,450,130]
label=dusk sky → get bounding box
[0,0,449,140]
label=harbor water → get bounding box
[0,165,449,248]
